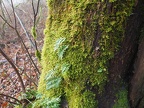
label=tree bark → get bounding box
[37,0,144,108]
[97,0,144,107]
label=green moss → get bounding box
[113,88,130,108]
[35,50,41,61]
[38,0,135,107]
[31,26,37,39]
[66,89,97,108]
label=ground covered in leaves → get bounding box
[0,0,47,107]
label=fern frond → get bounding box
[61,63,70,74]
[54,38,66,51]
[46,77,62,90]
[57,45,69,59]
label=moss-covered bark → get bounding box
[37,1,135,108]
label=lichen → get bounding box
[37,0,135,108]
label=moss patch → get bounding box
[113,88,130,108]
[37,0,135,108]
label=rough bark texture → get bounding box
[130,38,144,108]
[37,0,144,108]
[96,0,144,107]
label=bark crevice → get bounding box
[97,0,144,107]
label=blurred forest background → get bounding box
[0,0,47,107]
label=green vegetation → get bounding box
[37,0,135,108]
[31,26,37,39]
[113,88,130,108]
[15,89,37,108]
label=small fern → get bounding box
[37,38,70,107]
[54,38,66,51]
[57,45,69,59]
[61,63,71,74]
[46,77,62,90]
[45,69,57,81]
[54,38,69,59]
[45,65,62,90]
[32,97,61,108]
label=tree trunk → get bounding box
[37,0,144,108]
[97,0,144,107]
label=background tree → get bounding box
[37,0,144,108]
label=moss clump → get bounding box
[113,88,130,108]
[38,0,135,108]
[31,26,37,39]
[35,50,41,61]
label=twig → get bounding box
[32,0,41,51]
[15,12,35,49]
[32,0,40,25]
[5,71,18,88]
[0,0,40,75]
[15,29,40,75]
[10,0,17,29]
[0,93,22,104]
[24,72,38,87]
[0,15,15,29]
[1,0,12,22]
[0,48,26,93]
[1,99,19,105]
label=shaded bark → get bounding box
[96,0,144,107]
[130,34,144,107]
[38,0,144,108]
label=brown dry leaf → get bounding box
[1,102,8,108]
[0,71,7,77]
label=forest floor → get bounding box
[0,1,47,107]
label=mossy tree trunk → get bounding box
[37,0,144,108]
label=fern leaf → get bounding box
[46,97,61,108]
[61,63,71,74]
[45,65,59,80]
[58,45,69,59]
[54,38,66,51]
[46,77,62,90]
[45,69,56,81]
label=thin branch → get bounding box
[35,0,40,22]
[10,0,17,29]
[1,0,12,22]
[0,15,15,29]
[5,72,18,88]
[32,0,35,17]
[1,0,41,75]
[0,48,26,93]
[24,72,38,87]
[15,12,36,49]
[0,93,22,104]
[32,0,41,52]
[15,30,40,75]
[1,98,20,105]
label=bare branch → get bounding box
[0,48,26,93]
[0,93,22,104]
[10,0,17,29]
[1,0,12,22]
[0,0,41,75]
[15,30,40,75]
[32,0,41,52]
[24,72,38,87]
[35,0,40,22]
[15,12,36,49]
[0,15,15,29]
